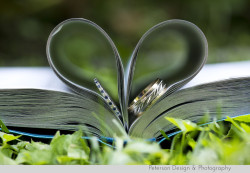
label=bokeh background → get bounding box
[0,0,250,66]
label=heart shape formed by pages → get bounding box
[46,18,208,127]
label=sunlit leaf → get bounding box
[0,120,9,133]
[165,117,198,132]
[231,114,250,123]
[187,135,196,149]
[0,132,21,143]
[240,123,250,133]
[225,116,245,132]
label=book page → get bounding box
[130,77,250,138]
[125,20,208,126]
[129,61,250,137]
[183,61,250,88]
[0,67,69,92]
[0,67,125,133]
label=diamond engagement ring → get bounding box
[128,78,167,117]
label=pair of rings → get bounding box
[95,78,167,117]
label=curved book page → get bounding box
[0,89,124,138]
[46,18,126,124]
[125,20,208,125]
[129,77,250,138]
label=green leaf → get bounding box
[0,120,9,133]
[16,141,30,150]
[0,132,21,143]
[165,117,198,132]
[225,116,245,132]
[16,149,55,165]
[3,134,21,143]
[208,132,221,143]
[50,131,90,157]
[26,141,51,151]
[186,135,196,149]
[0,151,17,165]
[124,141,161,154]
[159,130,171,141]
[57,155,89,165]
[240,123,250,133]
[1,147,14,158]
[183,121,198,132]
[105,151,133,165]
[231,114,250,123]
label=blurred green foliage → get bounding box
[0,0,250,66]
[1,114,250,164]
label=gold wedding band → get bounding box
[128,78,167,117]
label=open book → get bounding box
[0,18,250,141]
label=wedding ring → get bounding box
[94,78,122,119]
[128,78,167,117]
